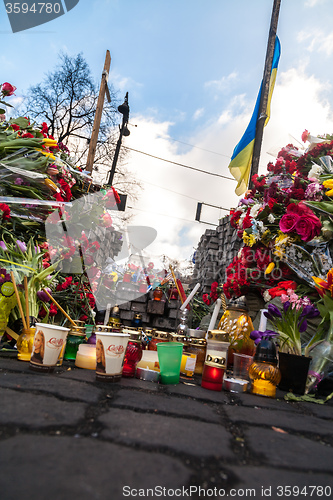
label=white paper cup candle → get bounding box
[29,323,70,373]
[95,332,130,382]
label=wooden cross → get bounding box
[86,50,111,174]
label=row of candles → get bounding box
[14,276,280,396]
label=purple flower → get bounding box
[250,329,278,345]
[14,177,24,185]
[300,304,320,319]
[298,319,308,333]
[0,241,7,251]
[16,240,27,252]
[266,303,282,318]
[37,288,51,302]
[283,301,291,313]
[239,198,254,206]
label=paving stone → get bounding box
[117,376,160,391]
[0,435,190,500]
[0,387,87,427]
[226,466,333,495]
[224,406,333,435]
[245,428,333,471]
[300,402,333,420]
[0,357,30,372]
[165,381,230,403]
[57,367,96,383]
[0,372,101,403]
[112,390,222,422]
[235,391,300,411]
[99,408,235,458]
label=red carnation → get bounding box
[202,293,211,306]
[0,203,11,220]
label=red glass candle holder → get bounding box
[122,340,143,377]
[201,362,225,391]
[153,287,163,301]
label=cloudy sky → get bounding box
[2,0,333,267]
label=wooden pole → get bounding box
[86,50,111,174]
[248,0,281,190]
[42,288,77,327]
[10,271,27,331]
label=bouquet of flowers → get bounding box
[305,268,333,392]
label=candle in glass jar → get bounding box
[75,344,96,370]
[201,363,225,391]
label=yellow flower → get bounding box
[110,271,118,282]
[34,148,56,160]
[42,138,58,147]
[323,179,333,197]
[44,178,59,192]
[275,231,290,245]
[242,232,256,247]
[264,262,275,275]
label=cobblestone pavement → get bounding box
[0,357,332,500]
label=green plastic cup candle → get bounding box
[157,342,183,384]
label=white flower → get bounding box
[308,164,323,180]
[257,220,265,233]
[250,203,262,218]
[263,290,272,302]
[268,214,275,223]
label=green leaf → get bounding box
[0,108,5,114]
[284,392,326,404]
[9,117,30,129]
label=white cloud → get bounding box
[297,29,333,56]
[305,0,328,7]
[109,71,143,94]
[204,72,238,93]
[193,108,204,120]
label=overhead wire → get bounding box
[127,205,217,226]
[122,146,236,181]
[165,137,232,158]
[136,177,229,211]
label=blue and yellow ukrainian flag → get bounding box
[229,36,281,196]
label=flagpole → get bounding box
[248,0,281,190]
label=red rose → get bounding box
[295,215,321,242]
[279,213,298,233]
[1,82,16,96]
[10,123,20,131]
